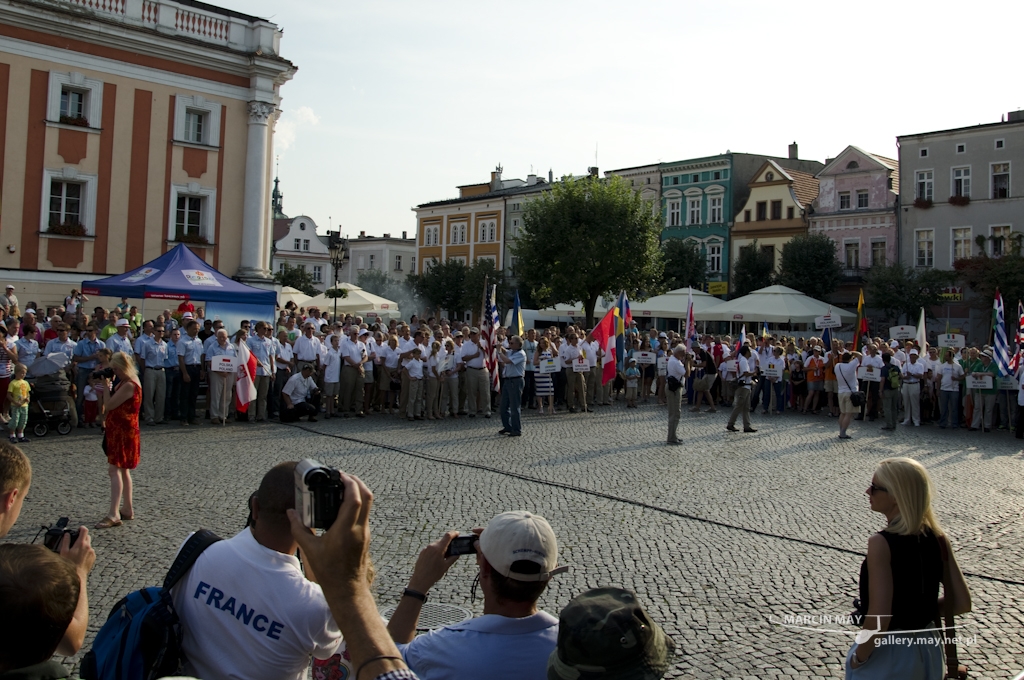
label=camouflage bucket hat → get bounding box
[548,587,674,680]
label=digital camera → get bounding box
[295,459,344,529]
[91,367,114,380]
[42,517,79,553]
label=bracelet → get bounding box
[356,654,405,680]
[402,587,428,603]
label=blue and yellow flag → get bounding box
[510,290,525,336]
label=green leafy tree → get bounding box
[460,258,508,323]
[866,262,954,325]
[512,174,664,327]
[357,268,422,318]
[731,240,775,297]
[954,251,1024,315]
[662,239,708,290]
[776,233,842,301]
[273,263,320,296]
[409,258,466,317]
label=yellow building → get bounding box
[0,0,296,303]
[730,159,819,275]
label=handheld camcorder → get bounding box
[295,459,344,530]
[42,517,79,553]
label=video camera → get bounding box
[295,459,344,530]
[91,367,114,380]
[41,517,79,552]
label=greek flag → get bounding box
[994,290,1011,376]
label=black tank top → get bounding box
[857,528,942,631]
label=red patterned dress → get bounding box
[105,380,141,469]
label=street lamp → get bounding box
[328,232,347,321]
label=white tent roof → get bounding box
[278,286,311,308]
[301,283,400,316]
[631,287,725,320]
[700,285,852,323]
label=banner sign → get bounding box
[635,351,657,364]
[889,325,916,340]
[210,356,237,373]
[815,314,842,329]
[965,375,993,390]
[857,365,881,382]
[538,358,558,374]
[937,334,966,348]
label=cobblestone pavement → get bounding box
[8,400,1024,679]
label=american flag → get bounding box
[1010,300,1024,372]
[483,285,500,391]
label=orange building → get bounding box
[0,0,295,303]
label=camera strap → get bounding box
[162,529,222,591]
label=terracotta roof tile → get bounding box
[787,169,820,208]
[273,218,291,243]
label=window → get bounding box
[839,192,851,210]
[668,201,681,227]
[450,223,467,244]
[175,195,203,239]
[369,254,375,269]
[765,172,775,181]
[47,72,103,128]
[293,238,300,250]
[303,239,311,251]
[510,203,520,211]
[713,171,721,180]
[956,143,965,154]
[951,227,972,262]
[996,139,1005,150]
[916,171,933,200]
[952,167,970,197]
[312,266,322,283]
[687,198,701,225]
[173,94,221,146]
[297,264,306,273]
[709,196,723,223]
[770,200,782,220]
[992,163,1010,198]
[49,180,82,228]
[919,148,929,158]
[410,259,416,274]
[357,256,365,269]
[844,241,860,269]
[692,174,699,183]
[857,191,869,208]
[787,206,794,220]
[744,209,751,222]
[991,226,1011,256]
[846,161,859,169]
[279,262,286,273]
[395,255,403,271]
[756,202,767,221]
[915,229,934,267]
[671,177,679,185]
[646,177,651,184]
[760,244,775,265]
[60,87,87,121]
[871,240,886,266]
[707,244,722,273]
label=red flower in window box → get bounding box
[913,197,933,209]
[949,194,971,206]
[59,114,90,127]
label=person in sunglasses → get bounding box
[846,458,971,678]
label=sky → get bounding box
[216,0,1024,238]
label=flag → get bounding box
[821,326,833,352]
[234,338,257,413]
[1010,301,1024,372]
[762,322,769,339]
[486,285,501,391]
[994,289,1012,377]
[915,307,927,350]
[735,324,747,353]
[615,291,632,370]
[510,290,525,337]
[593,307,618,385]
[685,288,696,342]
[853,288,867,352]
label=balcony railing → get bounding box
[841,266,870,281]
[61,0,280,53]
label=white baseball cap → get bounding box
[115,318,130,327]
[358,329,370,337]
[909,349,919,356]
[23,308,35,315]
[890,340,899,348]
[182,312,193,319]
[478,511,568,582]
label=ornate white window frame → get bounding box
[173,94,222,146]
[167,182,217,242]
[41,167,98,236]
[47,71,104,129]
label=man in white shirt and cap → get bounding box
[105,318,134,356]
[387,510,567,680]
[666,345,687,445]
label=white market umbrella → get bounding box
[279,286,311,308]
[302,283,400,316]
[700,285,853,324]
[631,287,725,321]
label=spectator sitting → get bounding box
[0,544,80,679]
[280,364,320,423]
[170,462,343,680]
[548,587,675,680]
[387,510,567,680]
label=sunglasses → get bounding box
[868,483,887,495]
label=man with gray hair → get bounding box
[206,329,235,424]
[497,335,526,437]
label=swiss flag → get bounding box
[235,339,258,413]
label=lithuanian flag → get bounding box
[854,288,868,351]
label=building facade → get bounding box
[731,159,819,275]
[344,232,417,285]
[810,146,899,305]
[271,215,330,291]
[0,0,295,302]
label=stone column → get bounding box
[238,100,275,280]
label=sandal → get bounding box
[95,517,123,529]
[120,508,134,520]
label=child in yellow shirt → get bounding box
[7,363,30,443]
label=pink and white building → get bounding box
[809,146,899,306]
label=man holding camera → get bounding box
[666,345,686,445]
[171,462,342,680]
[280,363,320,423]
[386,510,566,680]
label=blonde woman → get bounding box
[96,352,141,529]
[847,457,971,679]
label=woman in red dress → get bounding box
[95,352,141,529]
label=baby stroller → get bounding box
[25,353,74,437]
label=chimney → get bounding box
[359,230,365,238]
[588,166,599,177]
[1008,110,1024,122]
[383,233,390,238]
[527,173,537,186]
[788,142,799,159]
[490,164,503,191]
[402,231,407,239]
[548,169,553,183]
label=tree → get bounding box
[512,174,664,327]
[409,258,466,317]
[273,263,320,296]
[356,268,421,318]
[865,262,954,326]
[662,239,708,290]
[731,240,774,297]
[776,233,842,301]
[954,252,1024,315]
[460,258,507,322]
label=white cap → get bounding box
[115,318,130,327]
[182,312,193,319]
[909,349,919,356]
[890,340,899,348]
[478,511,568,582]
[4,285,12,290]
[358,329,370,336]
[23,309,35,315]
[658,332,667,338]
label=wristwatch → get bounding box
[402,588,428,603]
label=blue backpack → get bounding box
[80,529,221,680]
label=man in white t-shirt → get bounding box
[857,344,884,422]
[901,349,927,426]
[835,350,862,440]
[937,348,965,429]
[172,462,342,680]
